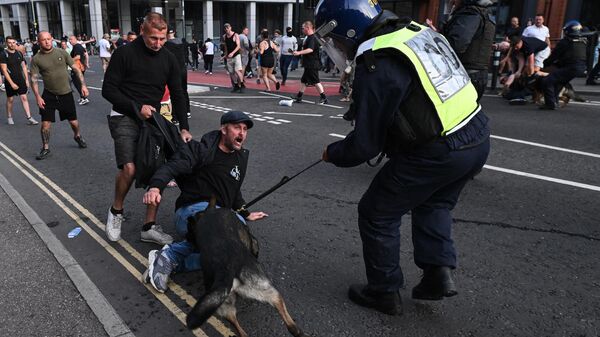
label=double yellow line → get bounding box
[0,142,234,337]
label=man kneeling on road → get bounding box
[142,111,268,293]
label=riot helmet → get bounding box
[314,0,382,71]
[563,20,583,38]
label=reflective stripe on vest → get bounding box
[357,22,480,135]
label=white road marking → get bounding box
[484,165,600,192]
[329,133,600,192]
[263,111,323,117]
[491,135,600,159]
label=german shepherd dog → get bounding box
[185,197,308,337]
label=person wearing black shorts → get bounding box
[102,12,193,245]
[0,36,38,125]
[292,21,328,105]
[30,31,88,160]
[258,30,281,92]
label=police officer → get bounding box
[442,0,496,101]
[539,21,588,110]
[315,0,490,315]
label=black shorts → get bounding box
[301,68,320,86]
[40,90,77,122]
[108,115,140,169]
[4,80,28,97]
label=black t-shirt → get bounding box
[32,43,40,56]
[176,148,245,210]
[302,34,320,69]
[520,37,548,57]
[70,43,87,64]
[0,50,26,84]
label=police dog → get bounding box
[185,197,308,337]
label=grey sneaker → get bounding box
[106,208,123,241]
[27,117,39,125]
[7,117,14,125]
[141,224,173,245]
[141,249,158,284]
[148,246,175,293]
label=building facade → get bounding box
[1,0,598,44]
[418,0,600,44]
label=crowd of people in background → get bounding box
[1,9,599,127]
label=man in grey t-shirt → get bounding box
[239,27,251,77]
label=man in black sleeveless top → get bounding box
[223,23,244,93]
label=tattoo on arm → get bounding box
[72,68,86,88]
[31,73,41,96]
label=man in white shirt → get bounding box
[522,14,551,46]
[202,38,215,74]
[99,33,113,73]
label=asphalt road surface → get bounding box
[0,59,599,337]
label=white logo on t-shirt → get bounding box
[230,165,240,181]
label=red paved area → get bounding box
[187,68,341,97]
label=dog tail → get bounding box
[187,284,231,330]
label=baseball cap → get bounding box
[220,111,253,129]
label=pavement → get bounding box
[0,174,114,337]
[1,57,600,337]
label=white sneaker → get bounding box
[79,98,90,105]
[205,70,209,74]
[0,83,5,91]
[7,117,14,125]
[27,117,39,125]
[106,208,123,241]
[141,224,173,245]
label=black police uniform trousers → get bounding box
[541,64,585,108]
[357,113,490,293]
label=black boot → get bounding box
[412,266,458,301]
[348,284,402,315]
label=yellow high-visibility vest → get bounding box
[356,22,480,135]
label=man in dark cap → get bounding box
[141,110,268,293]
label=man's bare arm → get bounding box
[72,67,87,88]
[30,73,42,97]
[0,64,15,87]
[21,61,29,87]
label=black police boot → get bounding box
[348,284,403,315]
[412,266,458,301]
